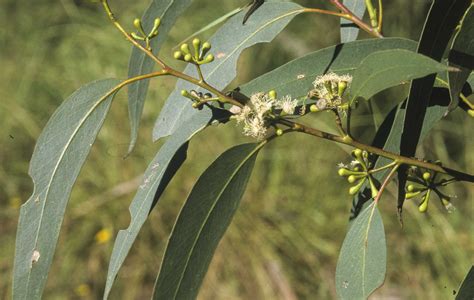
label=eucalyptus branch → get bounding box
[328,0,384,38]
[277,119,474,183]
[100,0,242,107]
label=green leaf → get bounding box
[397,0,470,212]
[336,202,386,299]
[13,79,120,300]
[340,0,366,43]
[349,49,449,102]
[152,1,303,141]
[103,112,212,299]
[152,143,262,300]
[456,266,474,300]
[448,6,474,110]
[127,0,193,155]
[400,0,470,157]
[241,38,417,98]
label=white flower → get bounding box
[276,95,298,115]
[312,72,352,101]
[243,115,267,140]
[235,105,251,124]
[250,92,274,117]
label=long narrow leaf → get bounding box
[103,111,213,299]
[13,79,120,300]
[448,6,474,110]
[152,143,263,300]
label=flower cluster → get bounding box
[338,149,379,198]
[308,72,352,111]
[233,92,298,140]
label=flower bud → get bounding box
[268,90,277,99]
[202,54,214,64]
[338,168,350,176]
[180,43,191,55]
[468,109,474,118]
[201,42,211,56]
[405,191,421,199]
[347,175,356,183]
[184,54,192,62]
[407,184,415,192]
[133,18,142,29]
[153,18,161,29]
[310,104,319,112]
[368,177,378,198]
[276,128,283,136]
[181,90,190,97]
[349,178,366,195]
[174,51,184,60]
[192,38,201,57]
[422,172,431,181]
[338,81,348,97]
[418,191,430,213]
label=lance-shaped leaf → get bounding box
[152,143,262,300]
[448,6,474,110]
[398,0,471,212]
[13,79,120,300]
[127,0,193,154]
[103,111,214,299]
[152,2,303,141]
[240,38,417,97]
[340,0,366,43]
[336,202,386,299]
[349,49,449,102]
[400,0,470,157]
[456,266,474,300]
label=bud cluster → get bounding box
[338,149,379,198]
[131,18,161,50]
[174,39,214,65]
[405,168,455,213]
[307,72,352,113]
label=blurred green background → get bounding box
[1,0,472,299]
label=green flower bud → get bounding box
[368,177,378,198]
[418,191,430,213]
[353,166,361,172]
[181,90,190,97]
[201,42,211,56]
[338,81,348,97]
[422,172,431,181]
[200,54,214,64]
[268,90,277,99]
[349,178,366,195]
[405,191,421,199]
[184,54,192,62]
[407,184,415,192]
[174,51,184,60]
[133,18,142,29]
[338,168,350,176]
[180,43,191,55]
[347,175,356,183]
[276,128,284,136]
[153,18,161,29]
[468,109,474,118]
[310,104,319,112]
[192,38,201,57]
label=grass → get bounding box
[0,0,472,299]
